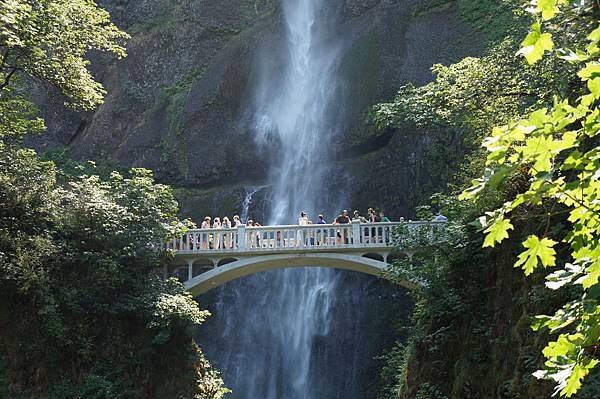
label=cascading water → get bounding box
[245,1,345,395]
[240,186,266,222]
[198,1,412,397]
[253,0,343,224]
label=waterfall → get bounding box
[240,185,266,222]
[196,1,406,398]
[243,0,345,396]
[253,0,343,224]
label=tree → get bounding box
[0,0,129,110]
[0,1,228,396]
[461,1,600,396]
[0,145,228,397]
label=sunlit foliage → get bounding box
[0,0,129,110]
[461,1,600,396]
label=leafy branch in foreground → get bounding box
[0,0,129,111]
[461,1,599,396]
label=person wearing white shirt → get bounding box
[297,211,308,246]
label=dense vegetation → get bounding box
[374,0,599,398]
[0,1,227,397]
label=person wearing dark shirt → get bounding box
[334,210,351,244]
[367,207,380,223]
[367,208,380,243]
[379,211,391,244]
[315,214,327,245]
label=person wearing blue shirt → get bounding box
[434,213,448,222]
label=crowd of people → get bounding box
[190,207,396,250]
[182,208,448,251]
[196,207,394,231]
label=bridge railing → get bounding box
[166,221,445,254]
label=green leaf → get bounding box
[518,23,554,64]
[537,0,558,20]
[578,62,600,80]
[562,359,599,397]
[578,259,600,289]
[588,26,600,42]
[543,335,574,357]
[515,235,557,275]
[588,78,600,99]
[483,217,513,248]
[522,135,554,172]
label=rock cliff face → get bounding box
[28,0,479,220]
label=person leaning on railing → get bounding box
[379,211,391,244]
[316,214,327,245]
[201,216,211,250]
[297,211,308,246]
[333,210,351,244]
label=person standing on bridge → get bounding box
[245,219,254,248]
[368,208,380,243]
[380,211,391,244]
[212,217,222,249]
[334,210,351,244]
[316,214,327,246]
[379,210,390,223]
[352,211,367,244]
[352,210,367,223]
[201,216,211,250]
[253,221,262,248]
[233,214,243,228]
[297,211,309,246]
[222,216,232,248]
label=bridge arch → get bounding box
[184,252,417,296]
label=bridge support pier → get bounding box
[187,259,194,282]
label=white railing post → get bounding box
[238,225,246,250]
[352,220,360,245]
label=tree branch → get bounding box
[0,68,18,91]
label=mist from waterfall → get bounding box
[249,1,347,395]
[254,0,343,224]
[197,1,379,398]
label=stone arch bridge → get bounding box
[166,221,445,296]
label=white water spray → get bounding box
[201,1,350,397]
[249,0,345,396]
[255,0,343,223]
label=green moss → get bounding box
[412,0,455,19]
[458,0,527,45]
[155,67,207,177]
[128,0,187,35]
[203,26,242,37]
